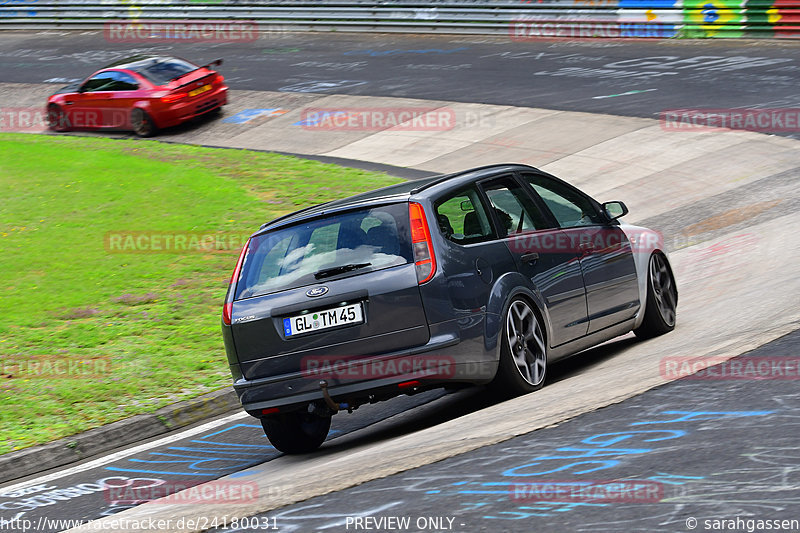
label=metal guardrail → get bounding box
[0,1,799,39]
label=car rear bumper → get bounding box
[231,326,497,416]
[154,85,228,128]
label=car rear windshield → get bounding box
[235,203,413,300]
[132,58,198,85]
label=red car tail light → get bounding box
[222,238,251,326]
[215,74,225,84]
[409,202,436,284]
[161,92,188,104]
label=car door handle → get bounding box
[65,101,74,105]
[579,242,594,251]
[521,252,539,263]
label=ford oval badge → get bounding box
[306,286,329,297]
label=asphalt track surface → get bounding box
[3,32,800,137]
[1,31,800,532]
[229,328,800,533]
[0,391,449,532]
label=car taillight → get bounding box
[222,238,250,326]
[215,74,225,84]
[409,202,436,284]
[162,92,187,104]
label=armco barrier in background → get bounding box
[0,1,799,40]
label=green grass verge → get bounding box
[0,133,402,455]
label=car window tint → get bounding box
[134,58,197,85]
[481,177,549,235]
[236,204,412,299]
[81,73,118,92]
[523,173,604,228]
[110,72,140,91]
[434,187,494,244]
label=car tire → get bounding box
[489,297,547,397]
[261,411,331,454]
[131,108,157,137]
[47,104,70,132]
[633,252,678,339]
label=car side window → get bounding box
[80,73,118,93]
[434,187,494,244]
[480,177,549,236]
[80,72,139,92]
[523,173,605,228]
[110,72,140,91]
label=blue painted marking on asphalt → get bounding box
[580,429,685,445]
[103,467,215,476]
[162,446,270,455]
[187,440,271,447]
[133,452,257,460]
[195,423,262,439]
[631,410,775,425]
[222,108,284,124]
[458,490,511,494]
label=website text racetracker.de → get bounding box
[661,108,800,133]
[508,228,664,255]
[104,20,261,43]
[301,355,457,380]
[297,108,458,131]
[0,516,277,532]
[104,231,251,253]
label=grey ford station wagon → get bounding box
[221,164,677,453]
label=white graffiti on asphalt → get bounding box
[0,476,165,518]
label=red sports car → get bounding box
[46,55,228,137]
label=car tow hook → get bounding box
[319,380,347,413]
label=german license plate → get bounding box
[189,84,211,97]
[283,303,363,337]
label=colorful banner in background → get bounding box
[683,0,745,37]
[618,0,682,37]
[1,0,799,39]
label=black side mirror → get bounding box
[602,201,628,221]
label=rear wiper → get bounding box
[314,263,371,279]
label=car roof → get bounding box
[101,55,197,73]
[259,163,539,232]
